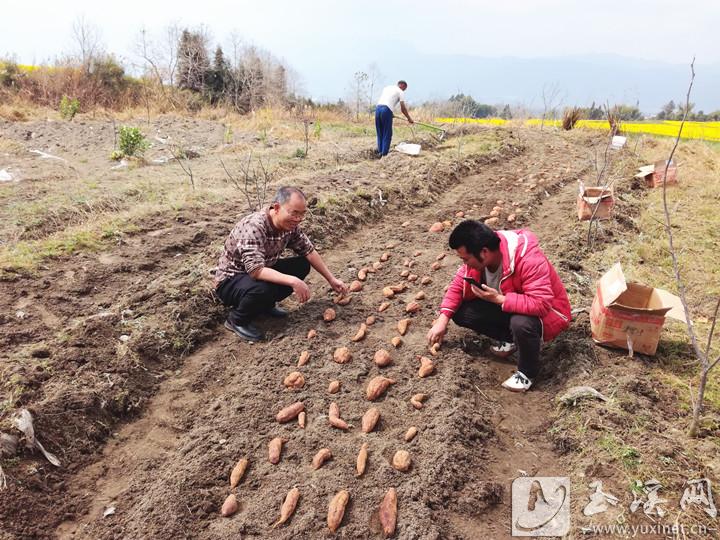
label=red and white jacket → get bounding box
[439,229,571,342]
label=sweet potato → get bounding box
[312,448,333,469]
[349,280,364,292]
[391,336,402,348]
[329,402,349,430]
[358,268,368,281]
[410,393,427,410]
[366,376,396,401]
[361,407,380,433]
[372,261,383,270]
[402,258,411,267]
[351,323,367,342]
[382,287,395,299]
[276,401,305,423]
[268,437,285,464]
[429,343,440,356]
[407,260,416,268]
[490,209,500,218]
[405,302,421,314]
[379,488,398,538]
[442,220,452,228]
[390,283,407,293]
[497,199,505,205]
[328,490,350,533]
[401,220,410,227]
[334,294,352,305]
[420,276,432,285]
[283,371,305,390]
[374,349,392,367]
[493,205,503,212]
[328,380,341,394]
[366,315,376,326]
[418,357,435,378]
[307,329,317,339]
[323,308,337,322]
[298,411,306,429]
[413,250,423,257]
[429,222,444,232]
[380,252,390,262]
[404,426,418,442]
[297,350,310,366]
[272,487,300,528]
[507,213,516,223]
[414,291,426,300]
[386,242,397,249]
[366,265,377,274]
[392,450,412,472]
[485,217,499,226]
[356,442,368,477]
[397,318,410,335]
[333,347,352,364]
[400,269,410,278]
[221,493,239,517]
[430,261,442,271]
[436,252,446,261]
[378,301,391,312]
[230,458,249,488]
[407,274,418,283]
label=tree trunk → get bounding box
[688,369,709,437]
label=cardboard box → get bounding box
[635,160,678,188]
[577,182,615,221]
[590,263,686,356]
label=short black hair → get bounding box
[273,186,306,205]
[448,220,500,256]
[397,80,407,87]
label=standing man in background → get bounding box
[375,80,413,157]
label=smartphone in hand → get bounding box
[461,276,482,287]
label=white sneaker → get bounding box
[501,371,533,392]
[491,341,517,358]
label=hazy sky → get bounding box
[2,0,718,101]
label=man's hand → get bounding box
[328,276,348,295]
[292,277,311,303]
[427,319,447,345]
[470,284,505,305]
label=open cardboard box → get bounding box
[577,182,615,221]
[635,159,678,188]
[590,263,686,356]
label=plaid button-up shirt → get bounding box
[214,210,314,287]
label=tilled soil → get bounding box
[1,124,609,539]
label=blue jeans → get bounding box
[375,105,393,156]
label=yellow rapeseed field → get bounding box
[435,117,720,142]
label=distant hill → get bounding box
[304,51,719,115]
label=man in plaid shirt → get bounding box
[214,186,348,341]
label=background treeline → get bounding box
[0,20,304,114]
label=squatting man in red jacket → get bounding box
[214,187,348,342]
[427,220,571,392]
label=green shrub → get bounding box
[117,126,149,157]
[293,148,307,158]
[59,95,80,120]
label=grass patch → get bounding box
[598,433,642,470]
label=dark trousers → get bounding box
[215,257,311,325]
[375,105,394,156]
[452,299,543,379]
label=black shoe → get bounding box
[224,320,264,342]
[267,305,289,318]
